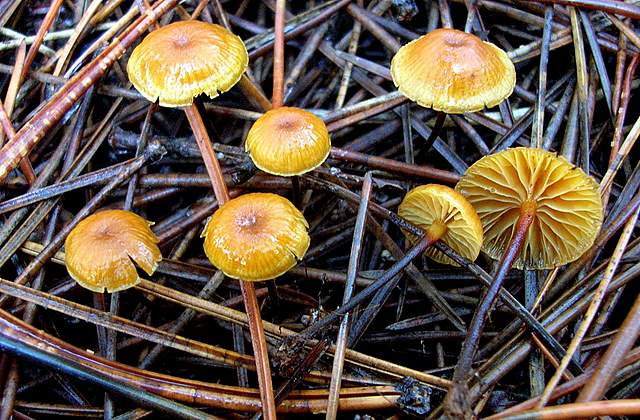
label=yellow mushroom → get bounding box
[391,28,516,114]
[127,20,248,108]
[202,193,310,281]
[245,107,331,177]
[398,184,483,266]
[64,210,162,293]
[455,147,603,269]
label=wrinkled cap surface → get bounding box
[202,193,310,281]
[399,184,483,266]
[64,210,162,293]
[127,20,248,107]
[245,107,331,176]
[456,147,603,269]
[390,28,516,113]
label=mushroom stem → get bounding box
[183,104,231,204]
[240,281,277,419]
[184,104,277,419]
[446,201,536,418]
[272,0,286,108]
[426,220,447,243]
[424,111,446,151]
[291,176,301,206]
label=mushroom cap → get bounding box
[202,193,310,281]
[398,184,484,266]
[64,210,162,293]
[127,20,248,107]
[455,147,603,270]
[390,28,516,113]
[245,107,331,176]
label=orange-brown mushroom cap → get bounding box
[202,193,310,281]
[455,147,603,270]
[390,28,516,113]
[398,184,483,266]
[64,210,162,293]
[245,107,331,176]
[127,20,248,107]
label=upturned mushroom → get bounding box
[446,147,603,416]
[64,210,162,293]
[398,184,483,266]
[390,28,516,146]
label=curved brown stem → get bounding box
[184,103,276,419]
[446,201,536,419]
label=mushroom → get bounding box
[398,184,483,266]
[64,210,162,293]
[457,147,603,269]
[127,20,248,202]
[245,107,331,177]
[390,28,516,146]
[202,192,310,281]
[445,147,603,416]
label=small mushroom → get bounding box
[398,184,483,266]
[64,210,162,293]
[127,20,248,203]
[202,193,310,281]
[245,107,331,177]
[127,20,248,107]
[456,147,603,269]
[390,28,516,145]
[446,147,603,416]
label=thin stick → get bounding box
[20,0,64,84]
[536,202,640,408]
[499,400,640,420]
[0,333,214,420]
[0,97,35,184]
[577,292,640,402]
[272,0,286,108]
[531,6,553,148]
[325,173,372,420]
[423,111,447,151]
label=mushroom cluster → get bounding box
[53,13,610,419]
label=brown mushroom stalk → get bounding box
[445,201,535,418]
[202,193,310,420]
[183,105,230,203]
